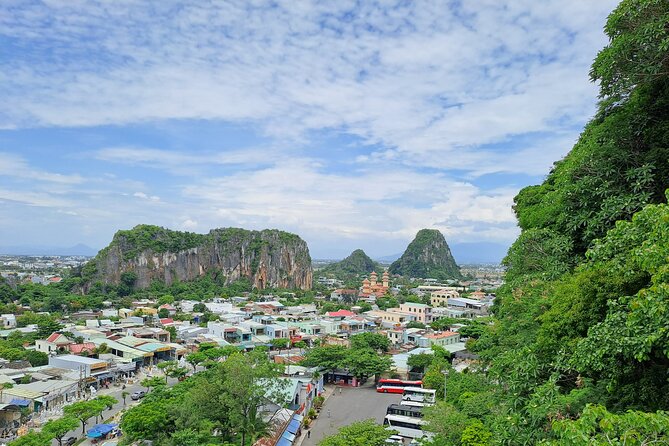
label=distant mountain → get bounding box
[450,242,509,264]
[376,253,402,262]
[0,243,98,256]
[319,249,382,277]
[390,229,461,280]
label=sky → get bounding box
[0,0,618,260]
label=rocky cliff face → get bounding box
[83,225,312,290]
[389,229,461,280]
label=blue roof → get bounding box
[87,423,117,438]
[281,431,296,442]
[9,399,30,407]
[287,418,301,434]
[276,438,292,446]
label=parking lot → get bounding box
[301,382,401,446]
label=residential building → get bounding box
[398,302,433,324]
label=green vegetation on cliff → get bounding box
[111,224,206,260]
[82,225,312,291]
[417,2,669,445]
[389,229,461,280]
[319,249,382,278]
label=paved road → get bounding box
[301,383,400,446]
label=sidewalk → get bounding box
[294,384,337,446]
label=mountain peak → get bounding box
[389,229,461,280]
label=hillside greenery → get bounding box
[419,1,669,445]
[319,249,382,278]
[389,229,461,280]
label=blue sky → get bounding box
[0,0,617,259]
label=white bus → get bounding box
[383,414,433,440]
[402,387,436,405]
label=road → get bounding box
[51,374,180,446]
[301,383,400,446]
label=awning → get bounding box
[281,431,296,442]
[9,399,30,407]
[276,438,292,446]
[93,372,115,380]
[286,419,301,434]
[87,423,117,438]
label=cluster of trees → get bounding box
[120,349,287,445]
[412,2,669,444]
[10,396,118,446]
[302,333,393,382]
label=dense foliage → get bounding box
[121,350,286,445]
[420,2,669,444]
[318,419,395,446]
[389,229,461,280]
[319,249,383,279]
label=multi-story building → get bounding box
[397,302,433,324]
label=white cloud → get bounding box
[133,191,160,202]
[1,1,617,177]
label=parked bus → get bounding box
[383,414,432,440]
[386,403,423,418]
[402,387,436,404]
[376,378,422,393]
[399,400,430,408]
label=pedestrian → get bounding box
[327,409,331,418]
[307,430,311,439]
[338,387,342,395]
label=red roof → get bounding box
[325,310,355,318]
[46,332,62,343]
[159,318,175,325]
[69,343,95,354]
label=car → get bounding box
[385,435,404,444]
[130,390,146,400]
[64,437,77,446]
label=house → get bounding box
[365,309,417,328]
[431,289,461,307]
[158,304,177,316]
[324,309,355,320]
[0,314,16,329]
[36,333,73,354]
[207,322,252,344]
[397,302,433,324]
[126,327,170,342]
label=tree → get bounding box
[545,404,669,445]
[42,416,79,446]
[319,419,395,446]
[407,353,434,374]
[219,351,286,446]
[166,325,177,342]
[7,431,50,446]
[142,376,167,391]
[406,321,426,329]
[460,419,492,446]
[63,400,101,434]
[185,351,207,372]
[158,308,170,319]
[345,348,393,382]
[301,346,348,374]
[349,332,390,352]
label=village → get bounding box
[0,267,494,445]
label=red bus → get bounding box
[376,378,423,393]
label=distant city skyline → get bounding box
[0,1,617,259]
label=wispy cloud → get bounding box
[1,1,616,177]
[0,1,618,258]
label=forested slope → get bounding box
[424,1,669,444]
